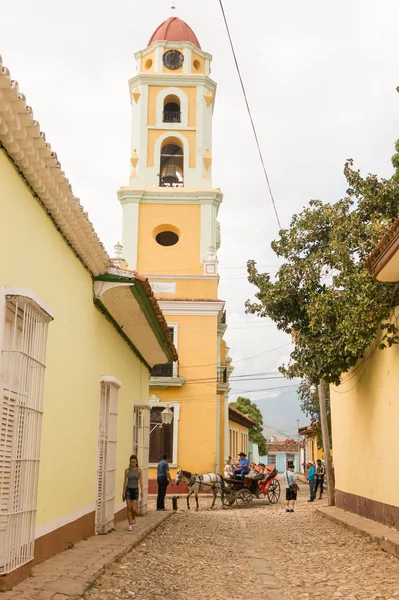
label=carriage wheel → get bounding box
[267,479,281,504]
[222,491,236,506]
[236,489,253,508]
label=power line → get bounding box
[218,0,282,231]
[180,342,292,369]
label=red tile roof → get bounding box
[148,17,201,49]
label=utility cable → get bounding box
[218,0,282,231]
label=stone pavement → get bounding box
[317,504,399,558]
[83,481,399,600]
[1,506,171,600]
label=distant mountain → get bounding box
[263,426,291,441]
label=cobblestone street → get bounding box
[84,484,399,600]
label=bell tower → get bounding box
[119,16,222,275]
[119,17,231,481]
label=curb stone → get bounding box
[316,505,399,559]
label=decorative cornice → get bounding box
[118,187,223,206]
[128,73,217,94]
[0,57,110,277]
[158,299,225,317]
[135,40,213,61]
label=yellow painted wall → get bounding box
[148,86,196,127]
[141,51,155,73]
[191,53,206,74]
[137,203,202,275]
[0,150,149,528]
[221,339,227,363]
[304,434,324,463]
[229,419,250,458]
[147,129,196,169]
[149,313,219,477]
[149,278,218,300]
[331,319,399,508]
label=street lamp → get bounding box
[150,405,174,434]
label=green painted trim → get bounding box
[93,298,151,370]
[94,273,175,364]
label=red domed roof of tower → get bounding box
[148,17,201,49]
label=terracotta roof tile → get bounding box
[365,215,399,278]
[0,56,110,276]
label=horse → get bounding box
[175,469,224,511]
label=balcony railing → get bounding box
[163,111,181,123]
[151,363,174,378]
[218,366,228,384]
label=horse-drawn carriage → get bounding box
[221,466,281,508]
[175,466,281,510]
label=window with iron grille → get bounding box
[267,454,277,466]
[0,292,52,574]
[150,327,176,378]
[149,407,174,463]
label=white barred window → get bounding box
[95,378,121,534]
[0,290,53,574]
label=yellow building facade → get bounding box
[331,216,399,529]
[228,406,254,460]
[0,59,175,587]
[119,17,232,489]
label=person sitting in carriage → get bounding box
[233,452,250,480]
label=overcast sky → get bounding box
[2,0,398,436]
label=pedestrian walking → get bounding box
[122,454,143,530]
[315,459,325,500]
[284,461,298,513]
[156,453,172,510]
[307,460,316,502]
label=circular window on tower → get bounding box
[153,225,180,247]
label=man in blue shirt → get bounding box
[307,460,316,502]
[157,453,172,510]
[233,452,250,480]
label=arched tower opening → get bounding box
[159,137,184,187]
[163,94,181,123]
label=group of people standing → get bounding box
[307,459,325,502]
[284,458,325,513]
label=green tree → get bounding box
[298,380,331,449]
[230,396,268,456]
[392,139,399,180]
[246,157,399,387]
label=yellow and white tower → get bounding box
[119,17,232,488]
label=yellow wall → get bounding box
[141,51,155,73]
[137,203,202,275]
[228,419,250,459]
[331,319,399,508]
[149,314,219,476]
[0,150,149,528]
[148,86,196,128]
[191,53,206,75]
[304,434,324,463]
[150,278,218,300]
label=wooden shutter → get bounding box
[149,407,174,463]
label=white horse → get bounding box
[175,470,224,511]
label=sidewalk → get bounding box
[2,510,172,600]
[317,505,399,558]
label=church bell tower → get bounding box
[118,17,231,480]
